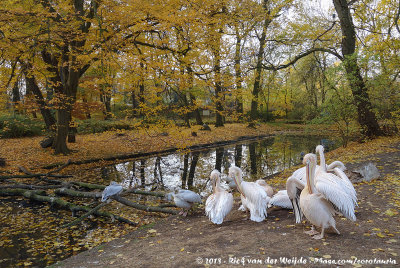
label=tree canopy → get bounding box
[1,0,399,152]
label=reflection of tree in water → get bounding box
[215,147,224,172]
[249,142,257,180]
[182,151,200,190]
[234,144,242,168]
[140,160,146,186]
[181,154,189,189]
[153,157,164,189]
[104,135,339,192]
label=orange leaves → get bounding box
[0,123,279,173]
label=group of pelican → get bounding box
[173,144,357,240]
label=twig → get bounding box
[47,159,72,175]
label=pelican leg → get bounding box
[312,228,324,240]
[332,226,340,234]
[304,225,319,236]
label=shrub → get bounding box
[0,114,45,138]
[76,119,133,134]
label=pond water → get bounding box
[101,135,339,196]
[0,134,340,267]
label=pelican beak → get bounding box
[306,160,312,194]
[231,172,246,198]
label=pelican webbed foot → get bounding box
[304,226,319,236]
[312,233,324,240]
[312,227,325,239]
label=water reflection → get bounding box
[105,135,340,195]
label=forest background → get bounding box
[0,1,400,267]
[0,0,399,154]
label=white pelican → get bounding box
[205,170,233,224]
[300,153,340,239]
[268,190,293,209]
[166,189,202,216]
[316,145,357,206]
[102,181,123,202]
[286,148,350,223]
[224,176,238,190]
[255,179,274,197]
[228,166,269,222]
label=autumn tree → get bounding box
[332,0,383,137]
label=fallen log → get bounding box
[55,187,178,214]
[62,202,109,228]
[0,189,136,226]
[72,181,166,197]
[0,184,67,190]
[113,196,178,214]
[55,188,101,199]
[0,174,72,180]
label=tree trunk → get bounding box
[234,29,244,116]
[187,67,203,125]
[333,0,383,137]
[24,71,56,131]
[249,0,271,126]
[213,27,224,127]
[12,79,21,113]
[101,86,112,120]
[53,105,71,154]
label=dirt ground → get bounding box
[54,142,400,268]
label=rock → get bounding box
[201,124,211,131]
[0,158,5,167]
[191,131,197,137]
[349,162,380,182]
[160,132,169,136]
[40,137,54,148]
[355,162,380,181]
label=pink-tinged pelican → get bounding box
[228,166,269,222]
[300,154,340,239]
[286,148,350,223]
[255,179,274,197]
[205,170,233,224]
[316,145,357,205]
[268,190,293,209]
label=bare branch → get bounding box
[261,48,343,71]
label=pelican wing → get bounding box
[268,190,293,209]
[241,181,268,222]
[286,176,305,223]
[314,172,356,221]
[206,191,233,224]
[101,183,123,202]
[292,165,323,182]
[332,167,357,204]
[327,161,346,171]
[177,189,202,203]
